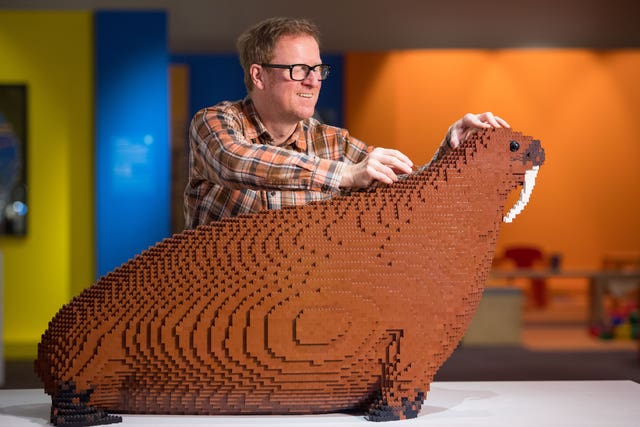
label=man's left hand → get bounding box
[448,112,510,148]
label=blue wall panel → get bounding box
[316,54,344,127]
[95,11,170,277]
[171,54,245,119]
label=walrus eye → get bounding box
[509,140,520,152]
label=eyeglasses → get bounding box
[261,63,331,81]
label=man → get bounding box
[184,17,509,228]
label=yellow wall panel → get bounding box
[0,11,93,358]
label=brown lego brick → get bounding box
[35,128,545,425]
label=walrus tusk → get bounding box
[503,165,539,223]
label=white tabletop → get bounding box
[1,381,639,426]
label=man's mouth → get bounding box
[297,93,313,99]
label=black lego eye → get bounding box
[509,140,520,152]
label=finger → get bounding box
[386,149,414,169]
[463,113,491,129]
[367,159,398,184]
[370,149,413,174]
[479,112,502,128]
[373,148,413,165]
[369,168,396,185]
[382,151,413,174]
[494,115,511,128]
[448,130,461,148]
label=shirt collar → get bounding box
[243,97,308,151]
[283,122,307,151]
[242,97,269,140]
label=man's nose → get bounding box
[302,70,322,86]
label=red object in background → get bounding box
[503,246,548,308]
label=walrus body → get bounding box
[36,128,544,425]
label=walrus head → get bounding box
[432,127,545,224]
[501,134,545,222]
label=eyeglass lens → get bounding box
[291,64,330,81]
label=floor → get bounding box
[4,381,640,426]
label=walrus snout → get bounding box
[525,139,545,166]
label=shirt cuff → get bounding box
[311,158,346,193]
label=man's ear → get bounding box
[250,64,265,90]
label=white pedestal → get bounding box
[1,381,639,426]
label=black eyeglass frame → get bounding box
[260,63,331,81]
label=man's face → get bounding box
[259,34,322,123]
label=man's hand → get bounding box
[447,112,510,148]
[340,148,413,188]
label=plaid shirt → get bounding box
[184,98,371,228]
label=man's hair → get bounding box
[237,17,321,92]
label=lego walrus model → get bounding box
[36,127,545,426]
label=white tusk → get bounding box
[503,166,539,223]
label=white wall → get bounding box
[1,0,639,52]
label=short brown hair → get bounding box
[237,17,321,91]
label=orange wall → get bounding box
[345,49,640,269]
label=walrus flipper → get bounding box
[365,330,426,421]
[51,381,122,427]
[366,390,425,422]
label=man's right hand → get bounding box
[340,148,413,188]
